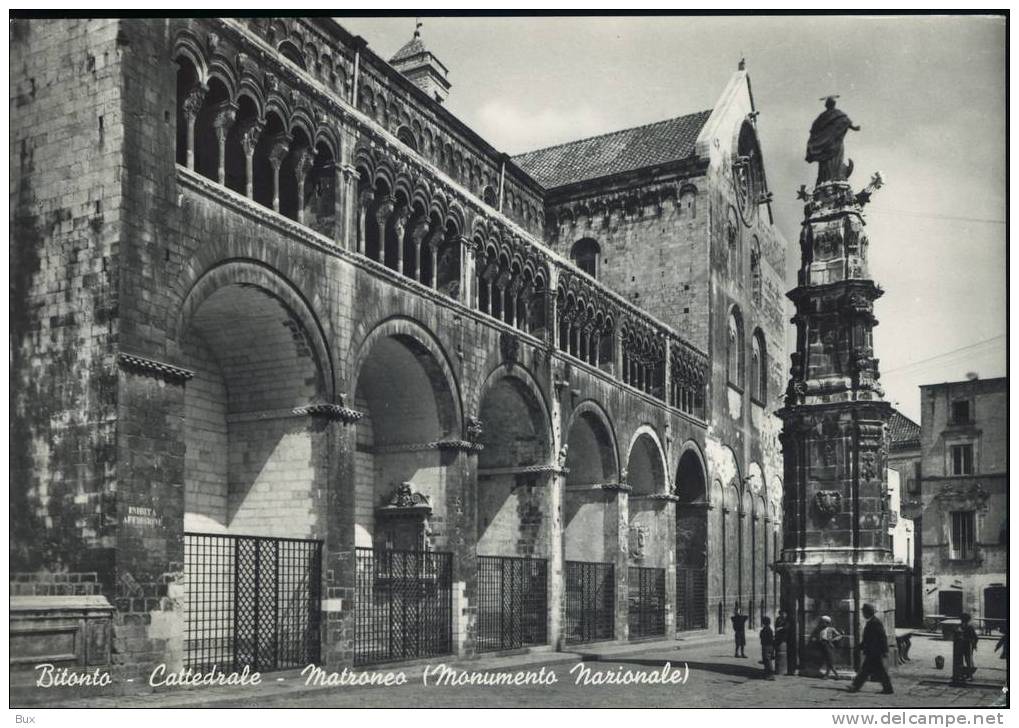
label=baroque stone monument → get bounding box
[777,98,902,672]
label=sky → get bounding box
[338,14,1007,423]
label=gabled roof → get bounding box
[391,36,426,64]
[512,109,712,190]
[888,410,921,449]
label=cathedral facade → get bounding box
[10,17,787,680]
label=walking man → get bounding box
[848,603,893,694]
[731,604,749,658]
[760,616,776,679]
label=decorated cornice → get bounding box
[370,439,483,454]
[117,353,194,383]
[600,482,633,493]
[292,403,364,423]
[630,493,680,503]
[548,177,701,235]
[477,464,568,477]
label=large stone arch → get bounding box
[349,316,463,550]
[624,425,668,496]
[178,265,333,540]
[174,258,336,401]
[565,400,619,485]
[348,316,463,437]
[563,400,619,564]
[475,363,553,559]
[675,441,709,631]
[625,426,669,573]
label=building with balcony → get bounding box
[917,376,1007,627]
[10,17,788,680]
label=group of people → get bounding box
[730,603,895,693]
[954,612,1009,682]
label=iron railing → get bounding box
[354,547,452,665]
[476,555,547,652]
[676,567,707,631]
[565,561,615,644]
[628,566,666,639]
[184,532,322,672]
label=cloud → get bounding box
[470,100,614,155]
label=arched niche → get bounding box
[350,320,460,551]
[564,402,619,563]
[476,366,552,559]
[180,281,328,540]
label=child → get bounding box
[817,615,844,679]
[959,613,979,680]
[760,616,776,678]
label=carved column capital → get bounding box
[268,132,292,170]
[182,84,207,121]
[293,146,315,181]
[238,118,264,157]
[212,101,238,141]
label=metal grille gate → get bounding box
[476,555,547,651]
[676,567,707,631]
[354,547,452,665]
[565,561,614,644]
[184,533,322,671]
[628,566,666,639]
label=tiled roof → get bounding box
[888,410,921,448]
[391,36,425,64]
[512,109,712,189]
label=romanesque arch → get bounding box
[625,426,668,571]
[174,259,335,398]
[349,317,462,550]
[711,478,727,629]
[475,364,552,558]
[564,401,619,563]
[675,442,708,631]
[714,445,742,615]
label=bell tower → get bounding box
[389,19,451,104]
[777,98,903,672]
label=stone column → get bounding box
[605,483,631,641]
[317,404,364,668]
[546,268,559,348]
[267,133,292,214]
[663,497,679,635]
[356,187,374,255]
[459,237,474,306]
[181,84,207,170]
[409,219,430,282]
[336,164,353,246]
[293,147,315,226]
[391,204,410,274]
[425,229,442,290]
[547,467,566,649]
[238,119,264,199]
[437,437,482,659]
[374,197,394,263]
[212,102,237,186]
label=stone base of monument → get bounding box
[781,562,905,676]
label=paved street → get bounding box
[43,634,1005,709]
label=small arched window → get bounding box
[278,41,307,70]
[571,238,600,278]
[727,308,744,388]
[396,126,418,152]
[482,185,497,207]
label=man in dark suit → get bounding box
[848,603,894,694]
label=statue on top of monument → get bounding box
[806,96,861,186]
